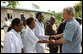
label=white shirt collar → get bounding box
[11,29,20,37]
[36,20,43,26]
[28,27,34,32]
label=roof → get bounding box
[1,6,50,14]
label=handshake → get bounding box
[50,35,59,39]
[38,33,63,44]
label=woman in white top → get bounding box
[24,17,55,53]
[3,18,23,53]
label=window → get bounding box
[7,10,13,19]
[20,13,24,20]
[7,13,12,19]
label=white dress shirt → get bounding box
[34,20,49,53]
[24,27,39,53]
[3,29,22,53]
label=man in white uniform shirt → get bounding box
[34,12,50,53]
[3,18,23,53]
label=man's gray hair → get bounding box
[63,7,75,16]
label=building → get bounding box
[1,6,51,26]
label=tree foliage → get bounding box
[74,1,82,18]
[1,1,19,8]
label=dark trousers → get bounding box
[48,44,58,53]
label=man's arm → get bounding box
[54,38,67,45]
[50,33,63,39]
[38,40,55,44]
[37,37,67,45]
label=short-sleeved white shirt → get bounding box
[24,27,39,53]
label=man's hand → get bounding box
[38,40,49,43]
[50,33,63,39]
[49,40,55,44]
[50,35,59,39]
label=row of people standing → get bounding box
[3,6,82,53]
[3,12,54,53]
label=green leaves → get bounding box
[2,1,20,9]
[7,1,19,9]
[74,1,82,18]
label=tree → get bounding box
[74,1,82,18]
[1,1,19,8]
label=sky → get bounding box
[1,1,80,13]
